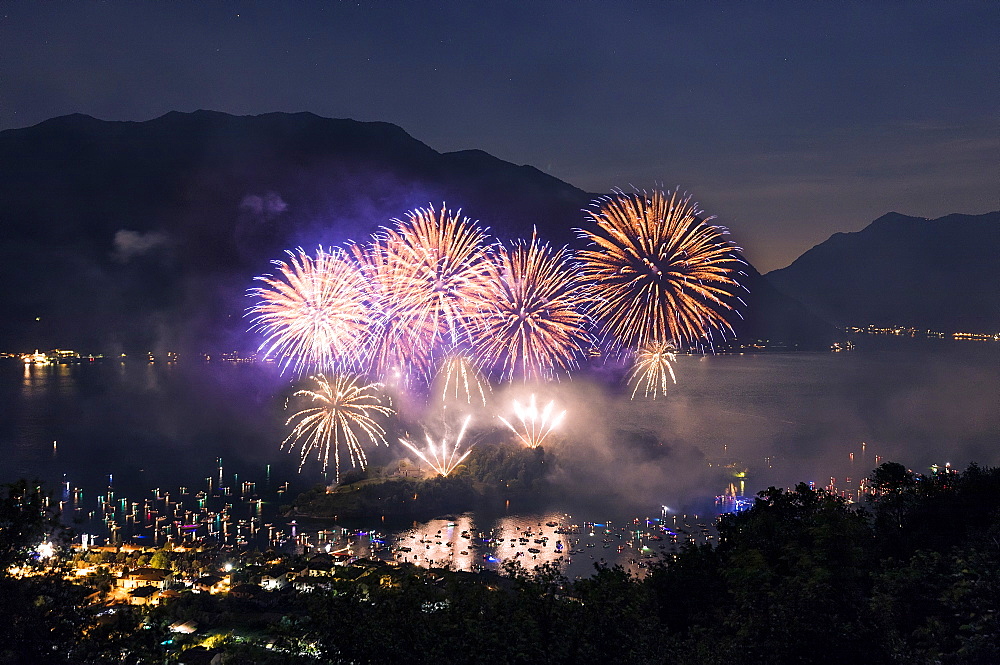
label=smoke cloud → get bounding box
[240,192,288,220]
[111,229,171,262]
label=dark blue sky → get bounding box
[1,1,996,271]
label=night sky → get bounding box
[1,1,996,271]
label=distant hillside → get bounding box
[765,212,1000,332]
[0,110,831,353]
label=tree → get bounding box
[0,480,65,571]
[867,462,920,540]
[0,481,97,664]
[149,549,170,570]
[708,484,883,664]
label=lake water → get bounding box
[2,340,997,577]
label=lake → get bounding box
[2,340,997,576]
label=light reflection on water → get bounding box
[344,510,711,580]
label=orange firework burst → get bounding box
[472,234,592,382]
[577,188,743,351]
[249,247,377,376]
[628,340,678,399]
[357,204,492,379]
[283,374,394,482]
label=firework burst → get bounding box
[283,374,394,482]
[434,354,489,405]
[577,188,743,351]
[472,234,593,382]
[628,341,678,399]
[399,415,474,477]
[359,205,492,378]
[498,394,566,449]
[249,247,377,376]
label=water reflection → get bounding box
[375,511,712,579]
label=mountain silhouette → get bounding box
[766,211,1000,332]
[0,110,833,354]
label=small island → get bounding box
[291,441,551,520]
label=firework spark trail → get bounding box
[399,415,474,477]
[576,188,744,352]
[498,394,566,449]
[628,341,678,399]
[472,234,593,382]
[283,374,394,482]
[359,205,493,379]
[435,354,490,405]
[350,238,431,380]
[248,247,377,376]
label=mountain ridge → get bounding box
[766,211,1000,331]
[0,111,850,352]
